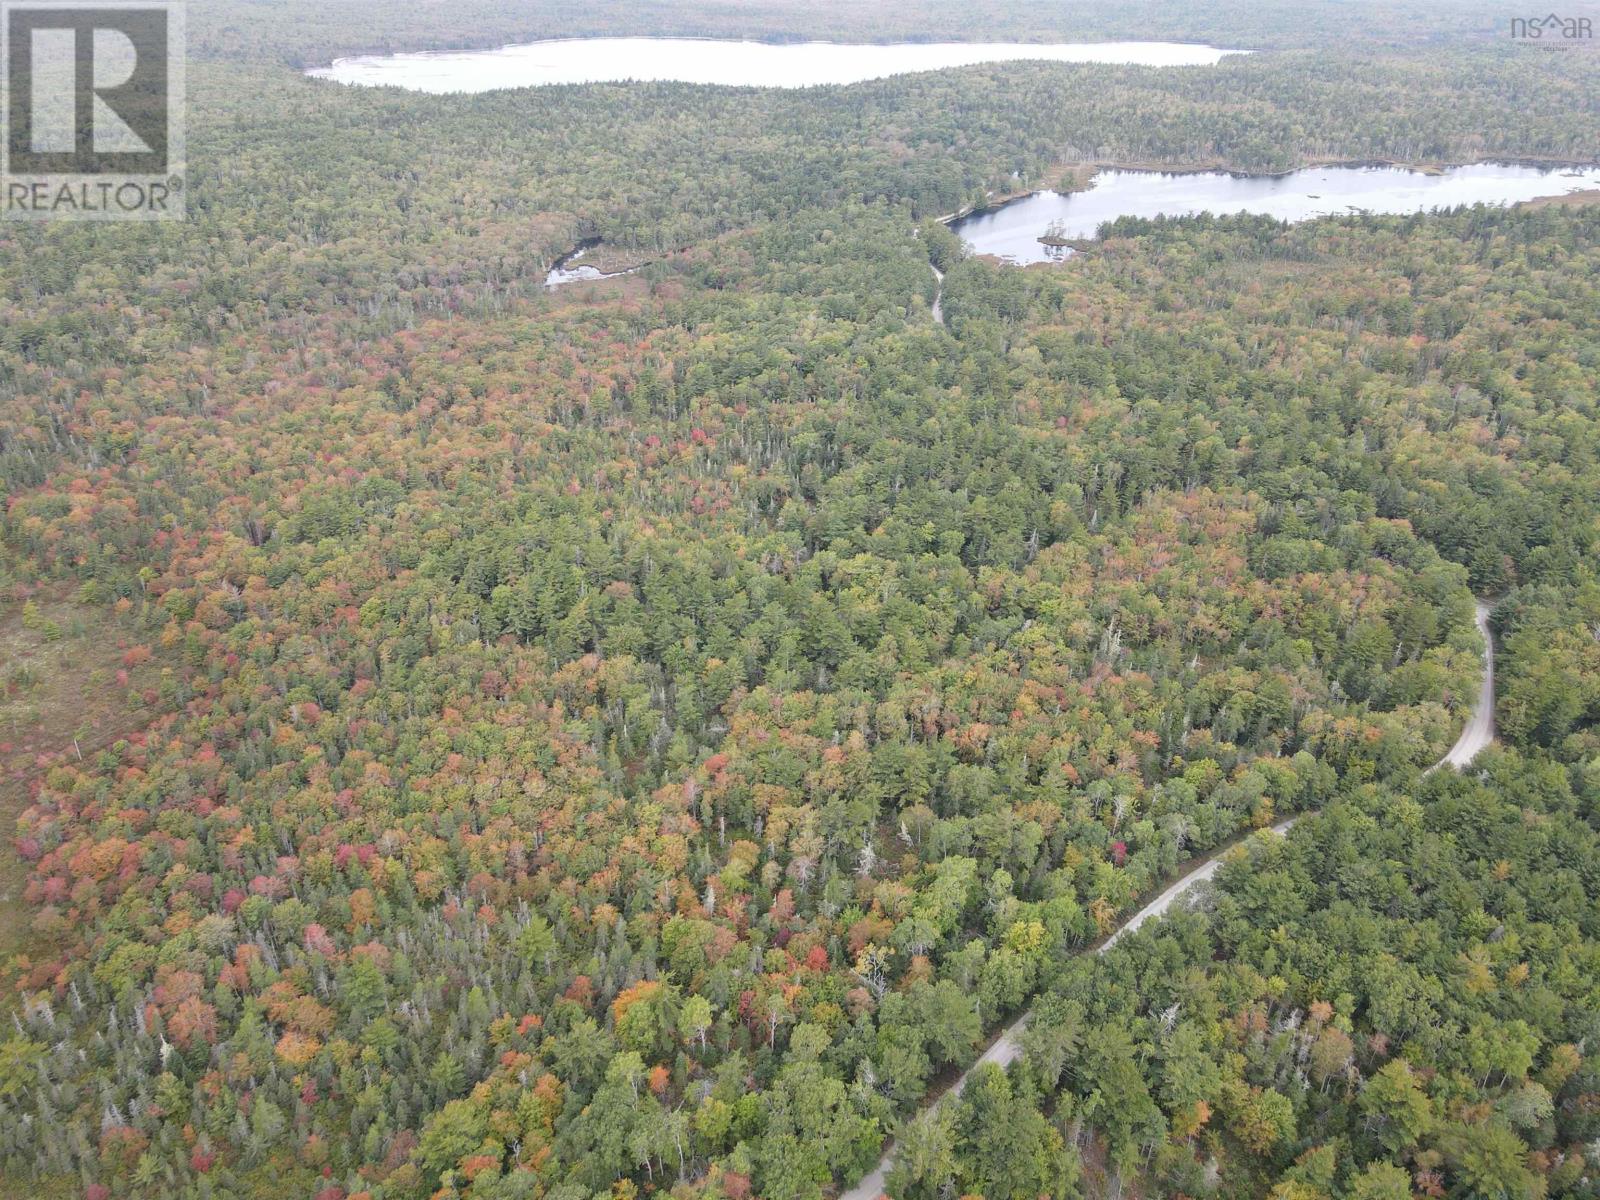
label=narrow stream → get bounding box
[545,241,643,289]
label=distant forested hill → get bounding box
[193,0,1584,64]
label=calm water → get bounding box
[308,38,1245,92]
[952,163,1600,263]
[544,244,640,289]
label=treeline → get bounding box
[194,0,1539,67]
[938,203,1600,594]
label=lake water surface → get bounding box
[951,163,1600,262]
[309,38,1244,92]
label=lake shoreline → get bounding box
[940,154,1600,226]
[312,34,1251,74]
[946,159,1600,263]
[308,37,1246,92]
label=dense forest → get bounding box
[1,1,1598,1198]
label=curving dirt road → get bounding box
[837,599,1495,1200]
[1434,600,1495,771]
[835,815,1299,1200]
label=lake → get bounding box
[950,163,1600,262]
[308,38,1245,92]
